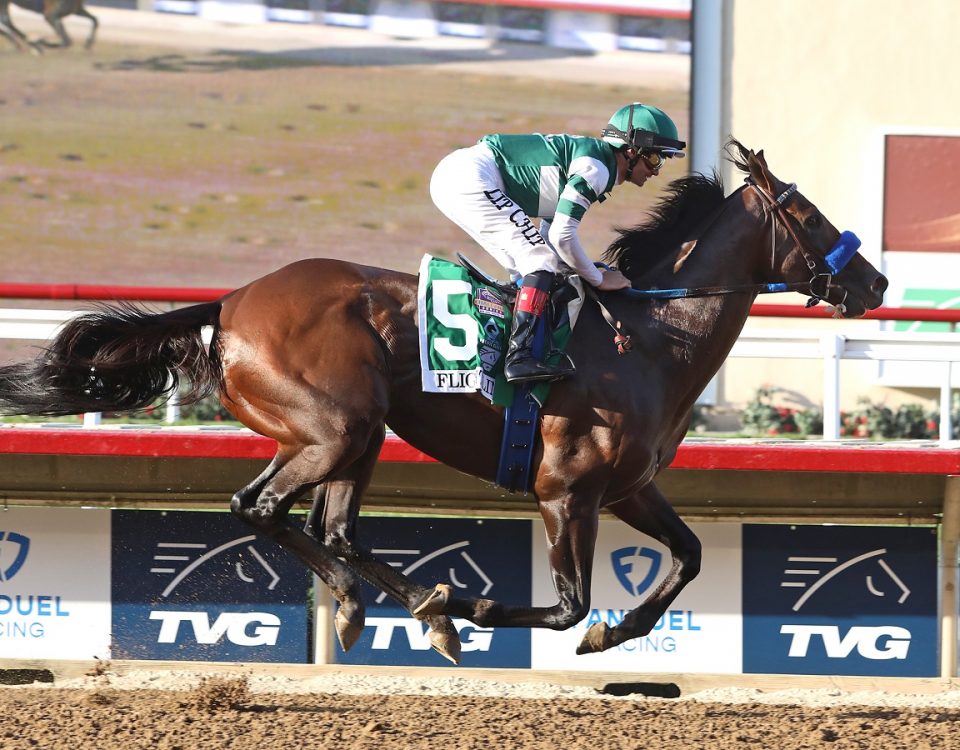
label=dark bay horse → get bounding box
[0,0,97,52]
[0,141,886,662]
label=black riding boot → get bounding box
[503,271,576,384]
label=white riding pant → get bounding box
[430,143,559,282]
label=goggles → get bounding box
[640,151,666,172]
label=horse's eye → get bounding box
[804,214,822,230]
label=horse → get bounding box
[0,0,98,53]
[0,140,887,663]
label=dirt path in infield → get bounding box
[0,681,956,750]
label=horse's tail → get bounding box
[0,301,224,417]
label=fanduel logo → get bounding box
[367,617,493,652]
[780,625,911,660]
[150,611,281,646]
[611,546,662,597]
[0,531,31,581]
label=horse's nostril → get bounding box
[872,275,889,295]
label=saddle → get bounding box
[456,253,582,336]
[457,253,633,356]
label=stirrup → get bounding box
[504,357,575,384]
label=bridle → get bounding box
[745,177,856,313]
[589,176,862,353]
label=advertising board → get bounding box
[0,507,111,660]
[530,521,742,672]
[742,524,938,677]
[111,510,310,663]
[329,516,532,668]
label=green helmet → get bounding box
[601,103,686,158]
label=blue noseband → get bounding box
[825,230,860,274]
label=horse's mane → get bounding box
[602,138,753,279]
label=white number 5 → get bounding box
[432,280,478,361]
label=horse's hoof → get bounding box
[576,622,612,655]
[428,623,462,665]
[413,583,452,617]
[334,604,365,653]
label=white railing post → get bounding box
[165,395,181,424]
[940,476,960,679]
[82,412,101,427]
[820,334,844,440]
[941,361,953,443]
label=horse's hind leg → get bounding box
[0,11,40,53]
[300,425,388,652]
[314,427,463,663]
[234,433,461,662]
[231,453,369,652]
[577,481,702,654]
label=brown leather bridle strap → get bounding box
[583,284,633,354]
[747,178,848,313]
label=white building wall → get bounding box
[716,0,960,412]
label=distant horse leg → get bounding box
[230,452,368,652]
[76,6,97,48]
[0,8,40,53]
[577,481,702,654]
[415,493,601,632]
[42,12,70,47]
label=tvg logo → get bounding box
[611,546,662,597]
[150,611,281,646]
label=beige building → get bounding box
[695,0,960,421]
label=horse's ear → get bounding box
[747,149,775,192]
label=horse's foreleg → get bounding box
[230,453,368,652]
[577,481,702,654]
[415,494,600,632]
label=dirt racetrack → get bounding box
[1,668,959,749]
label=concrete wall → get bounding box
[713,0,960,414]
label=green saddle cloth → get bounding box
[417,255,583,407]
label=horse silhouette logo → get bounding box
[611,546,663,597]
[371,541,494,605]
[0,531,31,582]
[148,536,281,598]
[779,548,912,612]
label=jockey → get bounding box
[430,102,686,384]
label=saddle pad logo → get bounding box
[475,288,506,319]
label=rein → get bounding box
[593,179,862,352]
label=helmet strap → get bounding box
[624,150,641,182]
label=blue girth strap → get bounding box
[495,315,547,493]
